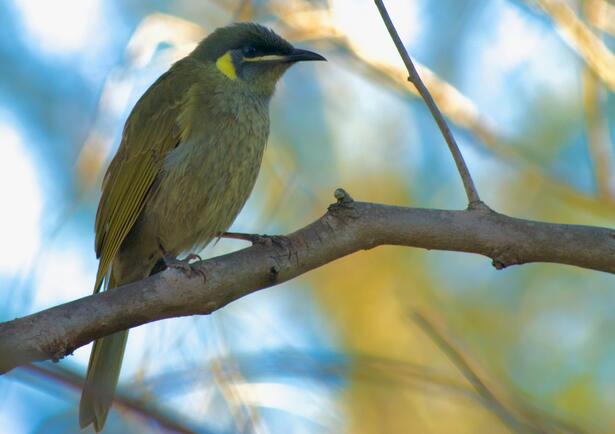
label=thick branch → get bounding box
[2,194,615,373]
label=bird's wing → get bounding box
[93,59,198,293]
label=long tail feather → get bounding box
[79,330,129,432]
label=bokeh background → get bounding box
[1,0,615,432]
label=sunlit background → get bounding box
[1,0,615,432]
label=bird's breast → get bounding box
[144,93,270,255]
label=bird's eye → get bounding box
[242,46,257,57]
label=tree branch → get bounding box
[374,0,482,206]
[1,190,615,373]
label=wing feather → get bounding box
[93,58,199,292]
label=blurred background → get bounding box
[1,0,614,432]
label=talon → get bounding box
[158,242,206,281]
[163,254,206,282]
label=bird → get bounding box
[79,22,325,432]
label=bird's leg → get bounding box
[222,231,267,244]
[158,242,206,282]
[221,231,290,248]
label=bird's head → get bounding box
[191,23,326,96]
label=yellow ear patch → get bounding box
[216,51,237,80]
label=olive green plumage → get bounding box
[79,22,324,432]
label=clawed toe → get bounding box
[164,254,206,282]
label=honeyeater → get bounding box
[79,22,325,431]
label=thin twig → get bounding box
[15,363,201,434]
[374,0,482,207]
[412,312,585,434]
[412,313,544,434]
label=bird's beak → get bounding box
[244,48,326,64]
[286,48,327,63]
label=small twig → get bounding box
[15,363,200,434]
[374,0,482,207]
[413,312,586,433]
[412,312,543,434]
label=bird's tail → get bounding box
[79,330,128,432]
[79,256,165,431]
[79,271,128,433]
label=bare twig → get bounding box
[1,191,615,373]
[15,363,201,434]
[413,313,586,434]
[373,0,482,207]
[413,313,543,434]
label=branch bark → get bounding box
[2,191,615,374]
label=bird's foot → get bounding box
[222,232,290,248]
[163,253,206,282]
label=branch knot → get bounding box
[328,188,359,219]
[491,247,521,270]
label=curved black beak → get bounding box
[287,48,327,63]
